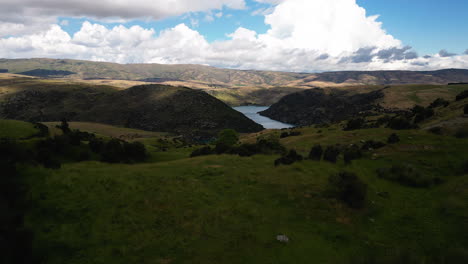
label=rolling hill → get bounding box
[0,82,263,139]
[1,58,468,89]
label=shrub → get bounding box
[274,149,303,166]
[455,127,468,138]
[280,131,302,138]
[123,141,147,162]
[377,165,435,187]
[323,145,340,163]
[387,117,415,130]
[429,126,443,135]
[413,108,434,123]
[455,90,468,101]
[387,133,400,144]
[429,98,450,108]
[101,139,126,163]
[362,140,386,150]
[462,161,468,174]
[464,104,468,114]
[343,145,362,164]
[190,146,213,157]
[216,129,239,148]
[308,144,323,161]
[89,138,105,153]
[56,118,71,134]
[344,118,365,131]
[327,171,367,209]
[375,115,391,127]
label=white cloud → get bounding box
[0,0,467,72]
[0,0,246,23]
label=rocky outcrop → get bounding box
[259,88,384,126]
[0,84,263,139]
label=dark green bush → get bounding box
[343,145,362,164]
[413,108,434,123]
[344,118,365,131]
[89,138,105,153]
[377,165,435,188]
[455,127,468,138]
[387,133,400,144]
[428,126,443,135]
[123,141,147,162]
[280,131,301,138]
[216,129,239,147]
[308,144,323,160]
[323,145,340,163]
[274,149,303,166]
[328,171,367,209]
[361,140,386,150]
[190,146,214,157]
[429,98,450,108]
[456,90,468,101]
[387,117,415,130]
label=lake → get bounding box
[233,106,294,129]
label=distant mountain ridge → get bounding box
[1,58,468,88]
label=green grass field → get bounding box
[0,119,39,139]
[8,121,465,264]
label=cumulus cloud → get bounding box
[1,0,467,72]
[438,49,457,57]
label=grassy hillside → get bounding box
[0,119,39,138]
[2,82,468,262]
[0,81,263,138]
[0,115,464,263]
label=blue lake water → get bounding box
[233,106,294,129]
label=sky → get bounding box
[0,0,467,72]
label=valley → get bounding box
[1,60,468,264]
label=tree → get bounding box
[343,145,362,164]
[216,129,239,147]
[464,104,468,115]
[344,118,365,131]
[455,90,468,101]
[387,133,400,144]
[323,145,340,163]
[309,144,323,161]
[57,118,71,134]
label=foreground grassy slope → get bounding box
[0,119,39,139]
[16,122,468,264]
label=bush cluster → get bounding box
[411,105,435,123]
[387,117,416,130]
[190,136,286,158]
[387,133,400,144]
[343,145,362,164]
[308,144,323,160]
[274,150,303,166]
[323,145,340,163]
[377,164,438,188]
[361,140,386,151]
[429,98,450,108]
[344,118,366,131]
[279,131,301,138]
[456,90,468,101]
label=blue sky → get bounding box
[57,0,468,55]
[358,0,468,55]
[1,0,467,72]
